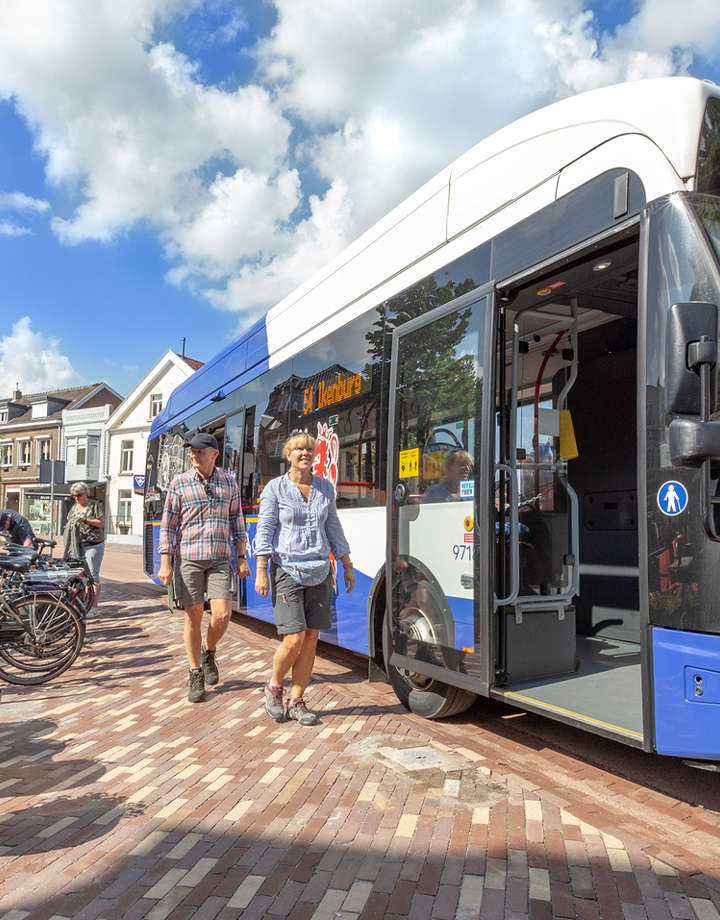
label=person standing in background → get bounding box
[0,509,34,546]
[67,483,105,607]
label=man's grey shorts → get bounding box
[174,559,234,607]
[270,563,332,635]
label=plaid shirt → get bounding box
[158,468,247,561]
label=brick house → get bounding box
[0,383,123,534]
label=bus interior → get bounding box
[495,227,643,744]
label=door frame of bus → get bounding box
[385,281,498,699]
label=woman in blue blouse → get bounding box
[255,432,355,725]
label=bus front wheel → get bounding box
[382,610,476,719]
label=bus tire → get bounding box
[382,609,476,719]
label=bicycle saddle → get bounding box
[0,556,31,571]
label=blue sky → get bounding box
[1,0,720,399]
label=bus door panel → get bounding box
[387,286,495,696]
[497,304,580,684]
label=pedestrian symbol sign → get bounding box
[657,480,688,516]
[398,448,419,478]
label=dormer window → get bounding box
[0,411,7,423]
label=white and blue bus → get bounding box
[146,76,720,764]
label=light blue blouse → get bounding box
[254,474,351,566]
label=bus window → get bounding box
[224,409,245,478]
[289,312,384,506]
[243,362,294,504]
[242,405,258,514]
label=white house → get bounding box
[104,350,202,545]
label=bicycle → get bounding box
[1,536,95,620]
[0,555,85,685]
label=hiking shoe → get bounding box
[202,643,219,685]
[188,668,206,703]
[264,681,285,721]
[286,698,318,726]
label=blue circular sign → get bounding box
[657,480,689,516]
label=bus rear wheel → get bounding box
[382,609,476,719]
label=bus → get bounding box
[145,75,720,764]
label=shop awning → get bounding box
[23,481,104,500]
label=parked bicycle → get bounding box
[0,554,84,685]
[1,534,95,621]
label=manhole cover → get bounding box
[353,736,508,806]
[378,745,471,773]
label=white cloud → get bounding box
[0,221,32,237]
[0,191,50,214]
[0,190,50,236]
[1,0,720,327]
[0,317,85,395]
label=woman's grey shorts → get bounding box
[174,559,234,607]
[270,563,332,635]
[83,543,105,583]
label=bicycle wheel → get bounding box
[61,575,93,622]
[0,594,84,685]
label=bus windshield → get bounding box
[691,193,720,266]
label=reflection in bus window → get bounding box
[424,449,474,502]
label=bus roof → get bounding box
[152,75,719,438]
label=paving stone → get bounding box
[0,576,716,920]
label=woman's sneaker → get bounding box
[286,698,318,726]
[265,682,285,721]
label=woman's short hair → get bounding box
[283,432,316,458]
[70,482,90,497]
[444,450,473,473]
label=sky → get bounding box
[2,0,720,399]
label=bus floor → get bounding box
[498,634,643,742]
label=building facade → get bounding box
[104,351,201,545]
[0,384,123,534]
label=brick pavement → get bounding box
[1,569,720,920]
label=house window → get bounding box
[88,437,99,467]
[66,436,99,467]
[0,411,7,423]
[150,394,163,418]
[118,490,132,524]
[19,441,31,465]
[39,439,52,462]
[66,436,84,465]
[1,443,12,467]
[121,440,134,472]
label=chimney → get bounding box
[181,337,186,358]
[12,385,21,401]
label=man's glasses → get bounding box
[203,483,213,499]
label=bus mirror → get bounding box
[665,302,718,416]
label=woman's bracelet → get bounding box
[343,562,353,569]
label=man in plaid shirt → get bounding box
[158,432,251,702]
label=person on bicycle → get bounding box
[0,510,34,546]
[158,432,251,703]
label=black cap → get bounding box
[185,432,219,450]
